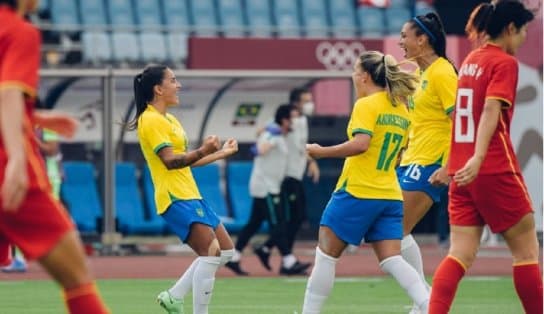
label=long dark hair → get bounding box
[126,65,167,131]
[466,0,534,42]
[410,12,457,72]
[0,0,16,9]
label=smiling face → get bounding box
[155,68,181,107]
[399,22,427,59]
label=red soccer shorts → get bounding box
[449,173,533,233]
[0,187,74,261]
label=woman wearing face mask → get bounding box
[396,12,458,313]
[430,1,541,313]
[301,51,429,314]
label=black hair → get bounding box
[289,87,309,104]
[126,64,168,131]
[0,0,16,8]
[274,104,294,125]
[466,0,534,41]
[410,12,457,72]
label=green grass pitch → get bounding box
[0,276,522,313]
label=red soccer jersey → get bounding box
[448,44,521,175]
[0,5,49,191]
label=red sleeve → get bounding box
[485,56,518,108]
[0,24,41,98]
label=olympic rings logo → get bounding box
[315,42,366,70]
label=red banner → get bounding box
[187,37,384,70]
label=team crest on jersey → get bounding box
[196,208,204,217]
[407,97,415,110]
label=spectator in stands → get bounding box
[0,1,110,313]
[301,51,429,313]
[253,87,320,272]
[225,104,311,276]
[396,12,458,313]
[430,2,542,313]
[130,65,239,314]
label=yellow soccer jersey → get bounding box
[401,57,457,166]
[137,105,201,214]
[335,91,410,200]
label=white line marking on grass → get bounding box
[464,276,502,281]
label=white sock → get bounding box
[231,250,242,262]
[302,247,338,314]
[220,249,234,266]
[282,254,297,268]
[380,255,430,312]
[168,258,199,299]
[192,256,221,314]
[401,235,429,290]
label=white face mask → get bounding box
[301,101,315,116]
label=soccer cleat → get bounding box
[253,246,272,271]
[157,291,184,314]
[1,258,27,273]
[224,261,249,276]
[279,261,311,276]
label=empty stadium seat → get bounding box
[81,31,112,64]
[50,0,79,27]
[385,7,411,34]
[139,32,168,62]
[79,0,107,26]
[226,161,259,233]
[111,32,140,63]
[244,0,274,37]
[357,6,386,37]
[107,0,136,26]
[300,0,329,38]
[166,32,188,64]
[190,0,219,36]
[135,0,163,27]
[163,0,192,31]
[272,0,302,37]
[389,0,411,9]
[415,0,436,16]
[61,162,102,233]
[329,0,359,38]
[216,0,245,37]
[191,164,234,226]
[116,163,164,235]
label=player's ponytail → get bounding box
[126,65,167,131]
[466,0,534,42]
[359,51,418,107]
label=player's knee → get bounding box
[207,238,221,257]
[449,249,477,268]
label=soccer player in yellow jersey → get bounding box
[301,51,429,313]
[129,65,238,314]
[397,12,458,311]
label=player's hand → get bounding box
[34,111,78,139]
[200,135,220,155]
[306,143,323,159]
[222,138,238,156]
[454,156,483,186]
[429,166,450,186]
[307,159,320,183]
[1,156,28,212]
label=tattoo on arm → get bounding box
[164,149,204,169]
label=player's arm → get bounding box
[157,135,220,170]
[192,138,238,167]
[0,87,28,211]
[33,110,78,139]
[306,155,320,183]
[306,133,370,159]
[454,99,501,186]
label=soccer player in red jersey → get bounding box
[429,1,542,313]
[0,1,109,313]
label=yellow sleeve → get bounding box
[351,99,377,137]
[433,65,458,114]
[139,113,173,154]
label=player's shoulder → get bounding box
[429,58,457,78]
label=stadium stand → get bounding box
[115,162,164,235]
[190,0,220,37]
[217,0,246,37]
[135,0,164,28]
[244,0,274,37]
[272,0,303,38]
[79,0,107,26]
[163,0,192,31]
[61,161,102,233]
[357,5,386,37]
[139,32,168,63]
[385,7,412,34]
[81,31,112,64]
[111,31,140,63]
[329,0,359,38]
[300,0,329,38]
[50,0,79,28]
